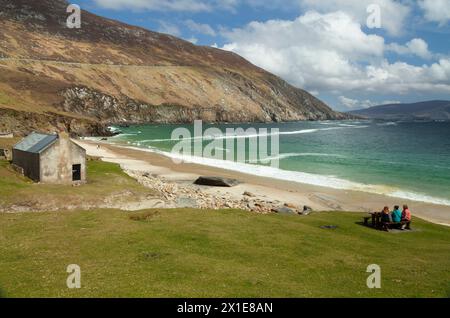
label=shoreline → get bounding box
[75,139,450,226]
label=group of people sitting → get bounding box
[380,205,412,231]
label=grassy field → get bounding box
[0,159,156,210]
[0,208,449,298]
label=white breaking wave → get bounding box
[137,125,369,143]
[113,133,140,138]
[108,126,121,132]
[247,152,345,163]
[377,122,398,126]
[338,124,358,127]
[320,120,368,126]
[116,144,450,207]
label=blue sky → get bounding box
[75,0,450,111]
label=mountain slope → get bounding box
[0,0,349,136]
[349,101,450,121]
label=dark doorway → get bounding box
[72,164,81,181]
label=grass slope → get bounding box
[0,159,155,210]
[0,209,449,298]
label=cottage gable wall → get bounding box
[40,134,86,184]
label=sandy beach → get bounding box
[75,139,450,226]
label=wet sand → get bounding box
[75,139,450,226]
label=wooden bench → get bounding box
[363,212,412,231]
[382,221,411,232]
[364,212,382,229]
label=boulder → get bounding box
[303,205,313,215]
[194,176,240,187]
[243,191,256,197]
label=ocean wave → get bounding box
[387,191,450,207]
[135,125,369,143]
[247,152,345,163]
[108,126,121,132]
[377,122,398,126]
[113,133,141,138]
[320,120,368,126]
[117,145,450,207]
[338,124,360,127]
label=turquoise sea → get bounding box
[100,120,450,206]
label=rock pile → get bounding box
[127,170,312,215]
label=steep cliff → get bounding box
[0,0,350,136]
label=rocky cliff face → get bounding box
[0,0,350,136]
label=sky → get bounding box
[74,0,450,111]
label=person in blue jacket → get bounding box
[391,205,402,223]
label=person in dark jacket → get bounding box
[381,206,392,222]
[381,206,392,231]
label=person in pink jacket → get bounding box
[401,205,412,230]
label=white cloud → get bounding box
[364,59,450,94]
[157,21,181,36]
[222,11,450,97]
[92,0,413,37]
[338,96,360,109]
[419,0,450,25]
[93,0,210,12]
[387,38,433,59]
[92,0,239,12]
[186,37,199,44]
[222,11,384,90]
[338,96,400,109]
[297,0,411,36]
[216,0,240,12]
[185,20,216,36]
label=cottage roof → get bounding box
[13,132,58,153]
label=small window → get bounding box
[72,164,81,181]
